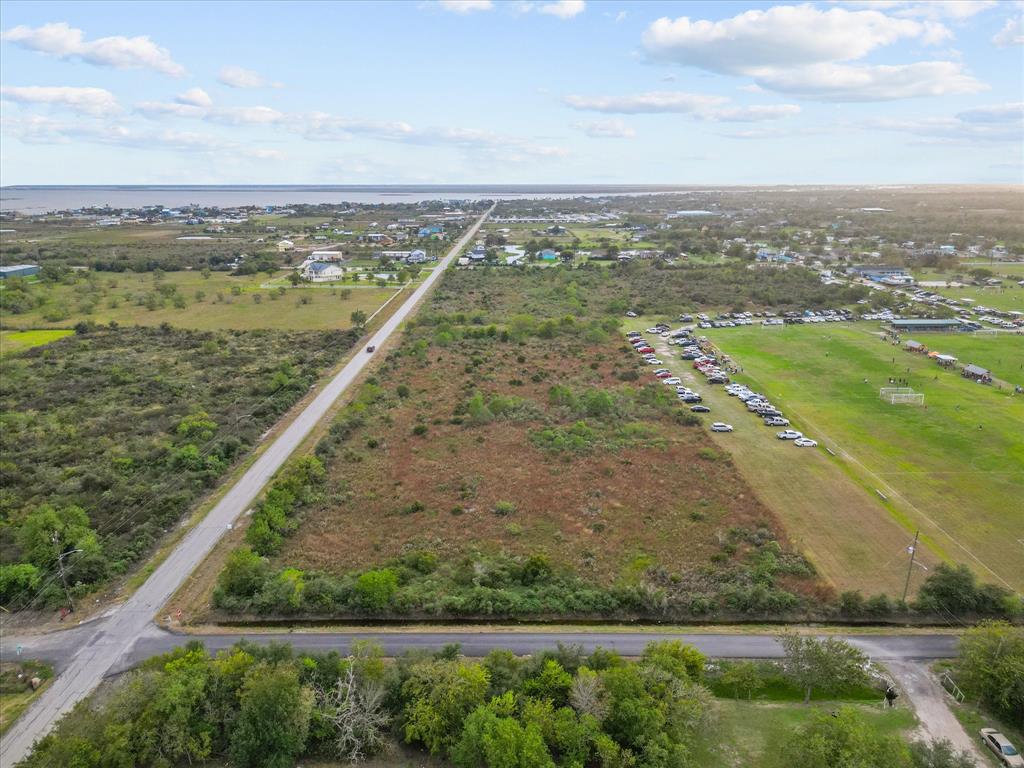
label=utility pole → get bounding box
[52,531,82,614]
[901,530,920,604]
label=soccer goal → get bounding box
[879,387,925,405]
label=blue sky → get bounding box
[1,0,1021,184]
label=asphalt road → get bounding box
[117,628,959,670]
[0,206,494,765]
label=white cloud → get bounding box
[754,61,986,101]
[866,113,1022,144]
[956,102,1024,123]
[562,90,801,121]
[838,1,997,20]
[1,22,184,76]
[993,17,1023,46]
[538,0,585,19]
[642,5,949,72]
[571,119,636,138]
[301,112,566,157]
[638,4,981,102]
[0,85,120,116]
[135,100,206,118]
[217,65,281,89]
[176,87,212,108]
[437,0,493,12]
[135,96,284,125]
[207,106,284,125]
[563,91,726,114]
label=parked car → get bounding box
[764,417,790,426]
[626,311,638,317]
[793,438,818,447]
[776,430,803,440]
[980,730,1024,767]
[711,422,734,432]
[663,377,682,385]
[655,371,672,379]
[690,405,711,413]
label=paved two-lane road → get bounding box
[0,205,494,765]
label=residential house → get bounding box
[302,262,345,282]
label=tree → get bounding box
[569,667,609,722]
[354,568,398,612]
[774,707,911,768]
[402,659,490,755]
[956,620,1024,728]
[915,563,1011,616]
[720,661,765,700]
[313,661,390,761]
[350,309,368,330]
[230,664,314,768]
[778,634,870,703]
[15,504,105,586]
[451,693,554,768]
[288,271,302,286]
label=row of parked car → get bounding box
[724,383,818,447]
[628,323,820,450]
[627,327,712,413]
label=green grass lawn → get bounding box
[691,700,917,767]
[910,332,1024,386]
[940,286,1024,313]
[704,323,1024,593]
[2,270,398,332]
[0,329,73,356]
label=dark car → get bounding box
[690,405,711,413]
[366,345,376,353]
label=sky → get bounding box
[0,0,1022,185]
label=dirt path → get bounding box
[885,660,985,762]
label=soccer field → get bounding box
[705,323,1024,594]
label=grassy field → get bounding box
[910,332,1024,385]
[703,323,1024,594]
[937,286,1024,313]
[634,318,940,596]
[691,700,916,766]
[1,270,398,331]
[0,329,73,356]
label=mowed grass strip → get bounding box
[639,325,933,596]
[704,323,1024,593]
[2,270,398,332]
[690,700,916,766]
[0,329,73,356]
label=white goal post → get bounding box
[879,387,925,405]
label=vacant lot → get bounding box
[1,270,398,331]
[704,323,1024,594]
[210,265,830,620]
[0,324,358,607]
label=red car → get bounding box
[655,371,672,379]
[638,346,655,354]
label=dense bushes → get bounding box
[20,639,716,768]
[213,546,815,620]
[245,456,325,556]
[955,621,1024,729]
[0,325,358,609]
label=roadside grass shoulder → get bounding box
[691,699,916,767]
